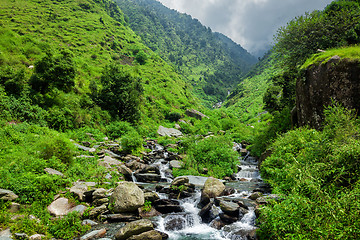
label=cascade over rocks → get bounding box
[297,56,360,129]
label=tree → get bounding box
[98,64,143,122]
[30,49,75,94]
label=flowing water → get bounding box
[130,144,268,240]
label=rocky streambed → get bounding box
[0,136,277,240]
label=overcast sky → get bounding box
[157,0,333,57]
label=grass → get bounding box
[301,45,360,69]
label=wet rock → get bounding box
[222,187,236,196]
[109,182,144,213]
[157,126,183,138]
[115,219,154,240]
[219,213,238,224]
[117,165,133,181]
[219,200,239,217]
[249,192,262,200]
[202,177,225,198]
[44,168,64,177]
[164,215,188,231]
[198,202,214,223]
[210,219,225,230]
[127,230,162,240]
[153,199,184,214]
[134,173,161,183]
[80,228,106,240]
[144,192,160,203]
[0,189,18,201]
[170,176,187,186]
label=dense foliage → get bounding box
[115,0,257,106]
[258,104,360,239]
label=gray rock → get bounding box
[134,173,161,183]
[80,228,106,240]
[0,229,12,239]
[115,219,154,240]
[89,204,108,218]
[98,156,122,169]
[144,192,160,203]
[44,168,64,177]
[171,176,189,187]
[0,189,18,201]
[127,230,162,240]
[70,182,89,201]
[47,198,72,216]
[157,126,183,138]
[219,200,239,216]
[82,219,98,226]
[14,233,28,240]
[202,177,225,198]
[169,160,182,169]
[249,192,262,200]
[92,198,109,207]
[47,197,87,216]
[9,203,21,213]
[118,165,133,181]
[29,234,45,240]
[108,182,144,213]
[185,109,209,120]
[92,188,107,200]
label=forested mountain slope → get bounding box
[0,0,198,130]
[115,0,257,106]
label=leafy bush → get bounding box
[180,135,238,179]
[106,121,134,139]
[49,212,90,239]
[121,130,143,154]
[258,104,360,239]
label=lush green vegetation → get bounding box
[0,0,198,130]
[258,104,360,239]
[115,0,257,106]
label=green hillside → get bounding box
[115,0,257,106]
[0,0,198,130]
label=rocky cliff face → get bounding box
[296,56,360,129]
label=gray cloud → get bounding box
[157,0,333,56]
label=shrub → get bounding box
[49,212,90,239]
[105,121,134,139]
[121,130,143,154]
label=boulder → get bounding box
[0,189,18,201]
[127,230,162,240]
[153,199,184,214]
[219,213,238,224]
[202,177,225,198]
[108,182,144,213]
[115,219,154,240]
[70,182,91,202]
[92,188,108,200]
[134,173,161,183]
[98,156,122,169]
[47,198,87,217]
[249,192,262,200]
[219,200,240,217]
[157,126,183,138]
